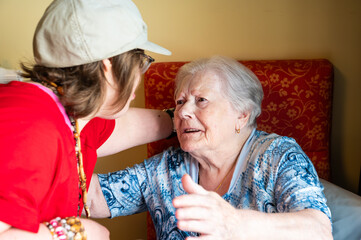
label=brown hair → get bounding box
[21,49,144,118]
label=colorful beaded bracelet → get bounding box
[44,216,87,240]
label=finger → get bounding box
[177,219,213,234]
[173,192,217,208]
[175,206,211,221]
[182,174,208,195]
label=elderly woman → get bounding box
[88,56,332,239]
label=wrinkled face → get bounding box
[174,71,241,156]
[97,70,141,119]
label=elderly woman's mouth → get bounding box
[184,128,201,133]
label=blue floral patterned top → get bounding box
[98,129,331,239]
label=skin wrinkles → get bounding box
[174,70,248,177]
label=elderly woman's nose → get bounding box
[178,102,194,119]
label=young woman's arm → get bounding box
[97,107,173,157]
[85,174,111,218]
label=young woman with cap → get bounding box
[0,0,173,239]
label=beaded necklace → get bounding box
[32,79,90,218]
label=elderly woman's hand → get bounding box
[173,174,243,239]
[173,175,332,240]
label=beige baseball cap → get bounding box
[33,0,171,68]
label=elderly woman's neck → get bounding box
[197,127,253,192]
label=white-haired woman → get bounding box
[88,56,332,239]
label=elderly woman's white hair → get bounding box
[174,56,264,128]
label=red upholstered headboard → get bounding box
[144,59,333,239]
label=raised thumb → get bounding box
[181,174,207,195]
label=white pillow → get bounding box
[320,179,361,240]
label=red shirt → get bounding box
[0,81,115,232]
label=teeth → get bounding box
[185,128,199,133]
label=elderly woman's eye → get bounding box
[176,99,184,105]
[198,97,207,102]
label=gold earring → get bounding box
[236,128,240,134]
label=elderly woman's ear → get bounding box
[236,111,250,131]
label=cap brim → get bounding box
[139,41,172,56]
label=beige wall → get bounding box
[1,0,360,239]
